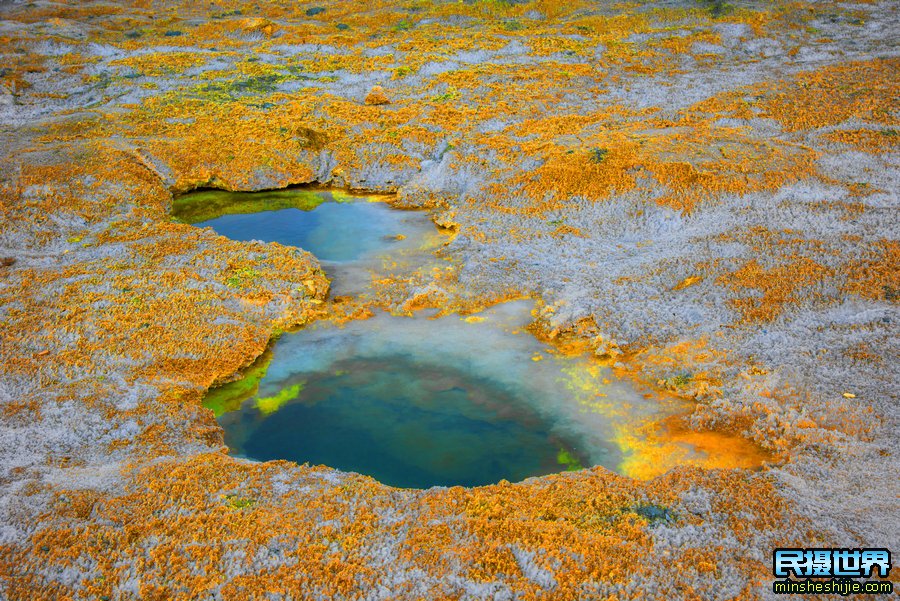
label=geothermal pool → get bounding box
[208,301,644,488]
[181,188,742,488]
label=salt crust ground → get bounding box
[0,1,897,599]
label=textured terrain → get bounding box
[0,1,897,599]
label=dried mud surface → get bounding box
[0,1,897,599]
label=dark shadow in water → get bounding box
[221,356,589,489]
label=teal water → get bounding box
[188,189,679,488]
[195,200,430,263]
[182,188,441,297]
[211,300,662,488]
[224,355,585,488]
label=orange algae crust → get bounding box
[4,457,814,600]
[0,0,897,598]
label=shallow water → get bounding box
[179,188,442,296]
[194,199,430,262]
[186,188,764,488]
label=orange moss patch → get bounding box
[238,17,278,37]
[518,135,641,211]
[843,240,900,302]
[364,85,390,106]
[717,257,832,323]
[672,275,703,291]
[645,131,819,213]
[502,114,817,214]
[0,452,814,600]
[844,341,884,365]
[823,128,900,153]
[617,415,772,480]
[109,52,208,77]
[551,223,587,238]
[759,58,900,132]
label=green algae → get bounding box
[556,448,583,471]
[327,188,385,204]
[224,494,256,510]
[224,266,260,288]
[170,187,383,226]
[171,188,332,224]
[255,382,304,415]
[204,348,274,417]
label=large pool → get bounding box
[182,187,766,488]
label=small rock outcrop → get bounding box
[364,85,390,106]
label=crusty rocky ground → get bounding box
[0,1,897,599]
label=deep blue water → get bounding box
[224,356,584,489]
